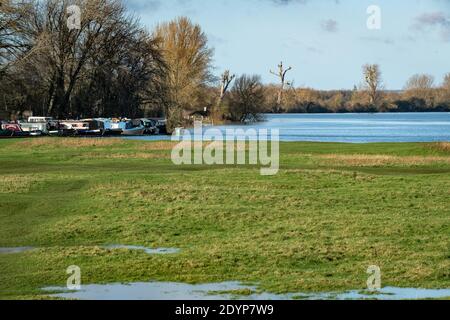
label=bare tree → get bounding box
[404,74,435,107]
[219,70,235,103]
[154,17,214,132]
[0,0,35,74]
[270,61,292,110]
[1,0,168,118]
[21,0,141,118]
[228,74,265,123]
[442,73,450,101]
[363,64,383,106]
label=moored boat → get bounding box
[0,129,14,138]
[0,122,41,138]
[141,118,159,135]
[96,119,123,136]
[19,117,53,135]
[122,120,145,136]
[76,119,105,136]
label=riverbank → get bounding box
[0,139,449,299]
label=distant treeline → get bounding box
[1,1,449,132]
[260,84,450,114]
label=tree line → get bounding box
[266,66,450,114]
[1,0,450,133]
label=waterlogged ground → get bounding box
[0,138,449,299]
[43,281,450,300]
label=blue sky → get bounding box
[126,0,450,90]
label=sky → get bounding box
[126,0,450,90]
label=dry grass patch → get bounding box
[319,154,450,167]
[138,141,179,151]
[78,152,169,160]
[138,141,250,152]
[12,138,124,149]
[0,175,46,194]
[428,142,450,153]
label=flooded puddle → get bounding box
[301,287,450,300]
[43,281,450,300]
[0,247,35,254]
[0,245,180,255]
[102,245,180,255]
[44,282,251,300]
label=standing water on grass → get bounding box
[0,247,34,254]
[125,113,450,143]
[43,281,450,300]
[103,245,180,255]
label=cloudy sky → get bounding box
[126,0,450,90]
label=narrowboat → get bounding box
[0,123,41,137]
[122,120,145,136]
[0,130,14,138]
[154,119,168,135]
[19,117,53,135]
[57,120,88,136]
[77,119,105,136]
[96,119,123,136]
[141,118,159,135]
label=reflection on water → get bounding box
[0,247,34,254]
[126,113,450,143]
[43,281,450,300]
[103,245,180,255]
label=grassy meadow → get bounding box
[0,138,449,299]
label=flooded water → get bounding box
[103,245,180,255]
[43,281,450,300]
[0,247,34,254]
[127,113,450,143]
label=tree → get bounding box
[443,73,450,90]
[363,64,383,106]
[227,74,265,123]
[218,70,235,103]
[154,17,214,132]
[440,73,450,101]
[73,28,168,118]
[270,61,292,112]
[404,74,435,108]
[0,0,35,76]
[1,0,168,118]
[20,0,146,118]
[212,69,235,121]
[326,91,345,112]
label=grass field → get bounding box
[0,138,449,299]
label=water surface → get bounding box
[0,247,34,254]
[43,281,450,300]
[103,245,180,255]
[127,113,450,143]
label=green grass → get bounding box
[0,138,449,299]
